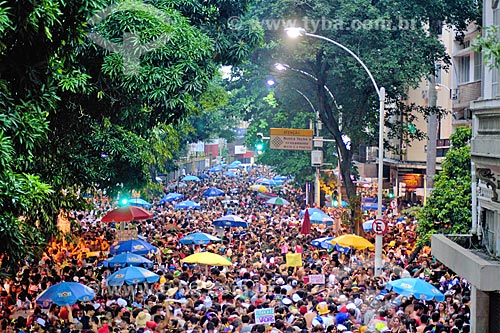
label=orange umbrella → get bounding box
[101,206,153,223]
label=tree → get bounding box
[0,0,262,271]
[230,0,479,233]
[416,127,472,244]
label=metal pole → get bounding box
[375,87,386,277]
[426,75,438,193]
[315,167,321,207]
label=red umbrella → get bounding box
[101,206,153,223]
[300,208,312,235]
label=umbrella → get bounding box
[181,252,232,266]
[249,184,267,192]
[203,187,225,197]
[174,200,201,210]
[36,282,95,306]
[110,239,158,255]
[256,178,277,186]
[179,232,222,245]
[309,212,335,225]
[300,209,311,235]
[213,215,248,228]
[182,175,200,182]
[299,208,324,217]
[386,278,445,301]
[257,192,277,200]
[128,198,152,209]
[224,171,238,178]
[266,197,290,206]
[362,204,387,211]
[273,175,288,181]
[101,253,153,268]
[160,192,183,204]
[101,206,153,223]
[363,220,374,231]
[199,173,211,179]
[311,236,335,249]
[331,234,375,250]
[209,166,223,172]
[106,266,159,286]
[231,160,242,165]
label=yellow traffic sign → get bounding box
[270,128,313,151]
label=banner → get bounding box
[255,308,275,324]
[308,274,325,285]
[286,253,302,267]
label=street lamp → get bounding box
[285,27,386,276]
[274,63,342,110]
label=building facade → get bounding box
[431,2,500,332]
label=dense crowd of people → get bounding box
[0,166,471,333]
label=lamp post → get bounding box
[285,27,386,276]
[293,88,322,207]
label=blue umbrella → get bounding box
[209,166,223,172]
[256,178,277,186]
[363,220,374,232]
[299,208,324,217]
[110,239,158,255]
[199,173,211,179]
[386,278,445,301]
[309,212,335,225]
[36,282,95,306]
[203,187,225,197]
[231,160,242,165]
[273,175,288,181]
[101,253,153,268]
[311,237,335,249]
[160,192,183,204]
[224,171,238,178]
[182,175,200,182]
[174,200,201,210]
[179,232,222,245]
[106,266,159,286]
[213,215,248,228]
[128,198,152,209]
[362,204,387,211]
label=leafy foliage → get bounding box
[416,127,472,244]
[0,0,262,271]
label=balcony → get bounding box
[471,98,500,166]
[431,234,500,291]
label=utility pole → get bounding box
[426,74,438,193]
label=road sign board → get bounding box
[372,219,388,235]
[270,128,313,151]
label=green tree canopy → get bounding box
[416,127,472,244]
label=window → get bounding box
[458,56,470,83]
[474,52,482,81]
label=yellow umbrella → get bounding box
[181,252,232,266]
[331,234,375,250]
[249,184,267,192]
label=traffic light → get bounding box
[120,198,129,206]
[388,188,395,199]
[332,190,339,208]
[255,133,264,153]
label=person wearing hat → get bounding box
[311,301,334,329]
[135,311,151,329]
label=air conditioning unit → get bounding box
[311,150,323,167]
[451,89,459,100]
[464,109,472,119]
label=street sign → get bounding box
[270,128,313,151]
[372,219,388,235]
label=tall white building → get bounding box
[432,2,500,332]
